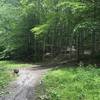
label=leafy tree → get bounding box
[0,0,99,62]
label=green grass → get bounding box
[0,60,33,94]
[37,66,100,100]
[0,60,33,69]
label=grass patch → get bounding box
[36,66,100,100]
[0,60,33,94]
[0,60,33,69]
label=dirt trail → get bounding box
[0,65,48,100]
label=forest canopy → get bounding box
[0,0,100,62]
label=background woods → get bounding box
[0,0,100,63]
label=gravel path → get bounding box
[0,65,48,100]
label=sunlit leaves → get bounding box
[32,24,49,35]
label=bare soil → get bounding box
[0,65,48,100]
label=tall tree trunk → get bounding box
[77,33,80,62]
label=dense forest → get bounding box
[0,0,100,63]
[0,1,100,100]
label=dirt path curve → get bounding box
[0,65,49,100]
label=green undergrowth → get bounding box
[36,65,100,100]
[0,60,33,94]
[0,60,33,69]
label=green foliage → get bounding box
[32,24,49,36]
[0,0,37,60]
[0,71,13,91]
[0,0,100,61]
[38,66,100,100]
